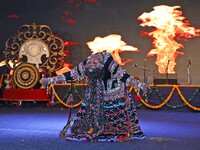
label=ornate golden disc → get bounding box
[3,23,65,74]
[19,39,50,68]
[13,63,39,89]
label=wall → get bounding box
[0,0,200,84]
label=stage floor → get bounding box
[0,105,200,150]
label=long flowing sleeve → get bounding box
[63,61,86,81]
[103,52,140,87]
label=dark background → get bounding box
[0,0,200,84]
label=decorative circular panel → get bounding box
[19,39,50,67]
[3,23,65,74]
[13,63,39,89]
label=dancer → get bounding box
[41,52,148,142]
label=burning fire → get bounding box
[0,60,19,69]
[138,5,200,74]
[56,62,71,75]
[0,60,18,75]
[0,59,71,75]
[0,60,6,67]
[86,34,139,66]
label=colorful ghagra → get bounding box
[61,52,145,142]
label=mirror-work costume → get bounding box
[60,52,145,142]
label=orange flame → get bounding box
[0,60,19,69]
[56,63,72,75]
[0,60,19,75]
[86,34,139,66]
[0,60,6,67]
[0,60,71,75]
[138,5,200,74]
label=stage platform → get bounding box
[51,84,200,112]
[0,89,50,106]
[0,84,200,111]
[2,89,50,100]
[132,84,200,112]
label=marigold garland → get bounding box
[130,85,200,111]
[129,86,175,109]
[49,84,200,111]
[49,84,83,108]
[176,86,200,111]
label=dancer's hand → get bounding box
[40,77,50,87]
[138,82,149,95]
[40,74,66,87]
[137,82,150,103]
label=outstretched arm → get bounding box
[104,53,148,95]
[63,61,86,81]
[40,57,88,87]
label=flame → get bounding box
[0,60,20,75]
[0,60,19,68]
[138,5,200,74]
[64,41,78,47]
[56,63,72,75]
[7,14,20,19]
[86,34,139,65]
[62,0,97,25]
[0,59,71,76]
[0,60,6,67]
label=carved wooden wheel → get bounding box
[13,63,39,89]
[3,23,66,89]
[3,23,65,75]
